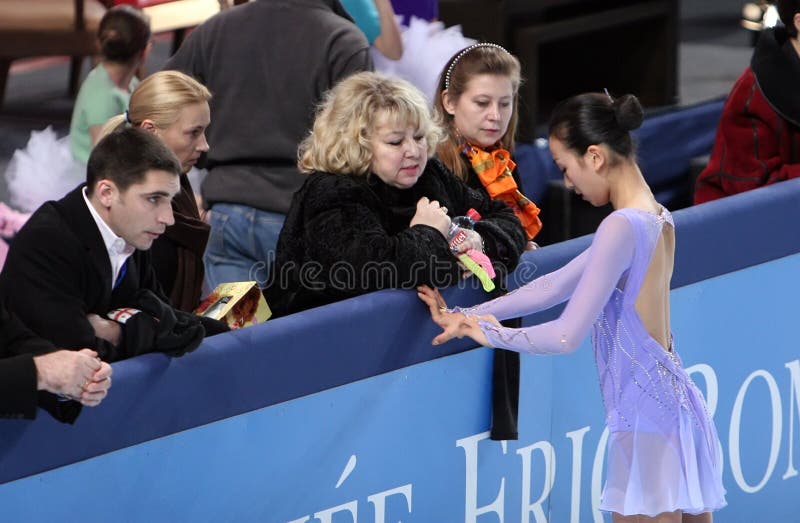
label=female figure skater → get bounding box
[419,91,727,521]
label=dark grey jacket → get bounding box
[164,0,373,214]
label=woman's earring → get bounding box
[454,126,466,145]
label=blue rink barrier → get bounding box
[0,179,799,522]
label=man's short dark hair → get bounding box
[778,0,800,37]
[86,127,181,195]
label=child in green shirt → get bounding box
[4,5,150,213]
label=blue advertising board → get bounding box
[1,253,797,522]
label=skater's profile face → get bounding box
[368,112,428,189]
[442,73,513,148]
[151,102,210,174]
[549,137,610,207]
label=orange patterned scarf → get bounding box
[463,143,542,240]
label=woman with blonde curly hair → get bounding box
[265,72,526,317]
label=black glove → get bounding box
[134,289,205,357]
[198,315,230,336]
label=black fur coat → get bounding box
[266,159,527,316]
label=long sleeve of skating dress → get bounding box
[458,207,727,516]
[458,213,634,354]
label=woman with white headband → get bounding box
[433,43,542,248]
[432,43,544,442]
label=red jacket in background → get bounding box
[694,28,800,204]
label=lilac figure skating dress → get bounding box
[457,207,727,516]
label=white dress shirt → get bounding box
[82,187,135,288]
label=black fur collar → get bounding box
[752,27,800,127]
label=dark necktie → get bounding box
[113,259,128,289]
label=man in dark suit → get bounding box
[0,301,112,422]
[0,127,211,364]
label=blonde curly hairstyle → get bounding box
[298,72,443,175]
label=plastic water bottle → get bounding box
[447,208,481,253]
